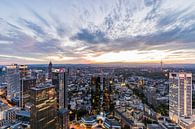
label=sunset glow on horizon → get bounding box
[0,0,195,64]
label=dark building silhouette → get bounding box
[91,76,113,115]
[91,76,102,114]
[102,77,111,112]
[48,61,52,79]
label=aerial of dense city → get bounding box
[1,0,195,129]
[0,62,195,129]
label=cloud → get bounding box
[0,54,45,62]
[71,29,109,44]
[19,18,46,35]
[70,0,195,53]
[0,40,13,44]
[30,9,50,28]
[0,0,195,63]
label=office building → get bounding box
[20,77,36,107]
[33,70,46,84]
[52,68,68,129]
[48,61,52,80]
[91,76,102,114]
[3,107,20,121]
[145,87,157,106]
[169,72,192,122]
[6,64,20,101]
[52,68,68,109]
[19,65,28,78]
[102,77,111,112]
[91,76,113,114]
[30,83,57,129]
[58,108,69,129]
[0,66,6,84]
[16,110,30,123]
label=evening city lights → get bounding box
[0,0,195,129]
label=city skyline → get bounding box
[0,0,195,64]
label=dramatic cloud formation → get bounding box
[0,0,195,64]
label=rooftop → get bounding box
[31,83,54,91]
[147,124,162,129]
[179,115,195,125]
[16,110,30,118]
[59,108,69,115]
[104,118,121,128]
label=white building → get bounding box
[169,72,192,123]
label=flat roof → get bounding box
[104,118,120,127]
[82,116,96,122]
[179,115,195,125]
[59,108,69,115]
[31,83,54,91]
[16,110,30,118]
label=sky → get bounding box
[0,0,195,64]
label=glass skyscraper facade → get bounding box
[52,68,69,129]
[30,83,57,129]
[6,64,20,101]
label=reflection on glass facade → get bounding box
[52,69,68,109]
[52,68,69,129]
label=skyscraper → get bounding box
[52,68,68,109]
[0,66,6,84]
[52,68,69,129]
[20,77,36,107]
[91,76,101,114]
[30,83,57,129]
[19,65,28,78]
[6,64,20,102]
[102,77,111,112]
[169,72,192,122]
[48,61,52,80]
[160,59,163,71]
[91,76,113,114]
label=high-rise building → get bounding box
[102,77,111,112]
[6,64,20,102]
[169,72,192,122]
[19,65,28,78]
[160,59,163,71]
[91,76,101,114]
[91,76,113,114]
[20,77,36,107]
[0,66,6,84]
[33,70,46,84]
[145,87,157,106]
[30,83,57,129]
[52,68,69,129]
[52,68,68,109]
[48,61,52,80]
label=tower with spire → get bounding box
[160,59,163,71]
